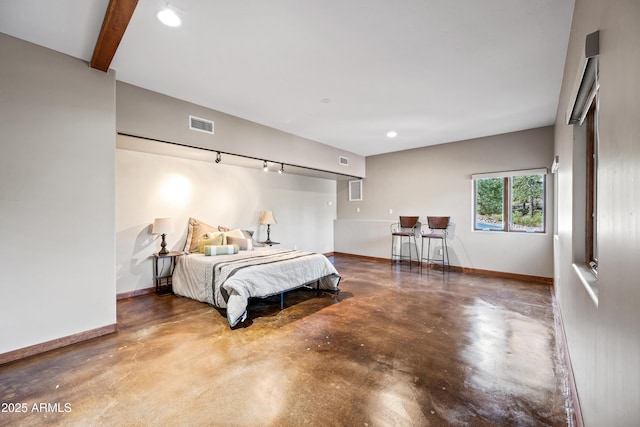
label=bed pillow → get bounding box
[204,244,239,256]
[223,228,245,241]
[226,235,253,251]
[204,231,226,240]
[218,225,268,248]
[240,229,266,247]
[185,218,218,253]
[217,226,244,236]
[219,226,267,247]
[197,233,225,253]
[207,229,244,244]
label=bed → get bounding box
[171,218,341,327]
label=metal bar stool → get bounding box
[420,216,450,274]
[391,216,419,269]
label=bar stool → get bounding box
[390,216,419,269]
[421,216,450,274]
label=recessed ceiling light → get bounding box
[157,7,182,27]
[387,130,398,138]
[320,98,331,104]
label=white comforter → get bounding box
[172,249,341,326]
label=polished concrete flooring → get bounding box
[0,256,574,426]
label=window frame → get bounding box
[585,102,598,275]
[472,169,547,234]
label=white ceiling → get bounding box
[0,0,574,157]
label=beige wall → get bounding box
[335,126,555,278]
[0,34,116,354]
[116,82,366,179]
[116,142,336,294]
[554,0,640,425]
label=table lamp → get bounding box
[259,210,277,244]
[152,217,175,254]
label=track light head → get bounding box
[263,161,268,172]
[279,163,284,174]
[215,152,221,163]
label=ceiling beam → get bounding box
[90,0,139,72]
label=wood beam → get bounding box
[90,0,139,72]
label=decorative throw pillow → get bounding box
[204,231,226,241]
[218,226,265,247]
[197,233,224,253]
[241,229,264,246]
[223,228,245,241]
[204,244,239,256]
[241,229,254,238]
[219,226,253,237]
[185,218,218,253]
[226,235,253,251]
[242,230,264,247]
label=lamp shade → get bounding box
[152,217,174,235]
[259,210,277,225]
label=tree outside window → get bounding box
[475,177,504,230]
[474,170,546,233]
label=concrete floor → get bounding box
[0,256,573,426]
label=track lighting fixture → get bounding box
[215,152,221,163]
[279,163,284,174]
[263,161,268,172]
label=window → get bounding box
[567,40,599,276]
[585,103,598,274]
[567,29,599,294]
[472,169,547,233]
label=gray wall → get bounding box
[335,126,555,278]
[0,34,116,354]
[553,0,640,425]
[116,82,366,179]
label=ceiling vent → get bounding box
[339,156,349,166]
[189,115,214,134]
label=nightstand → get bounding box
[152,251,182,295]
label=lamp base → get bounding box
[159,233,169,254]
[265,224,273,244]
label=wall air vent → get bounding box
[339,156,349,166]
[189,115,214,134]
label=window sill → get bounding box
[572,263,599,307]
[472,229,548,235]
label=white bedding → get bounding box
[172,248,341,326]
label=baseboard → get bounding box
[552,295,584,427]
[0,323,117,366]
[117,287,155,300]
[326,252,420,266]
[458,266,553,285]
[1,287,152,364]
[331,252,553,284]
[331,252,392,263]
